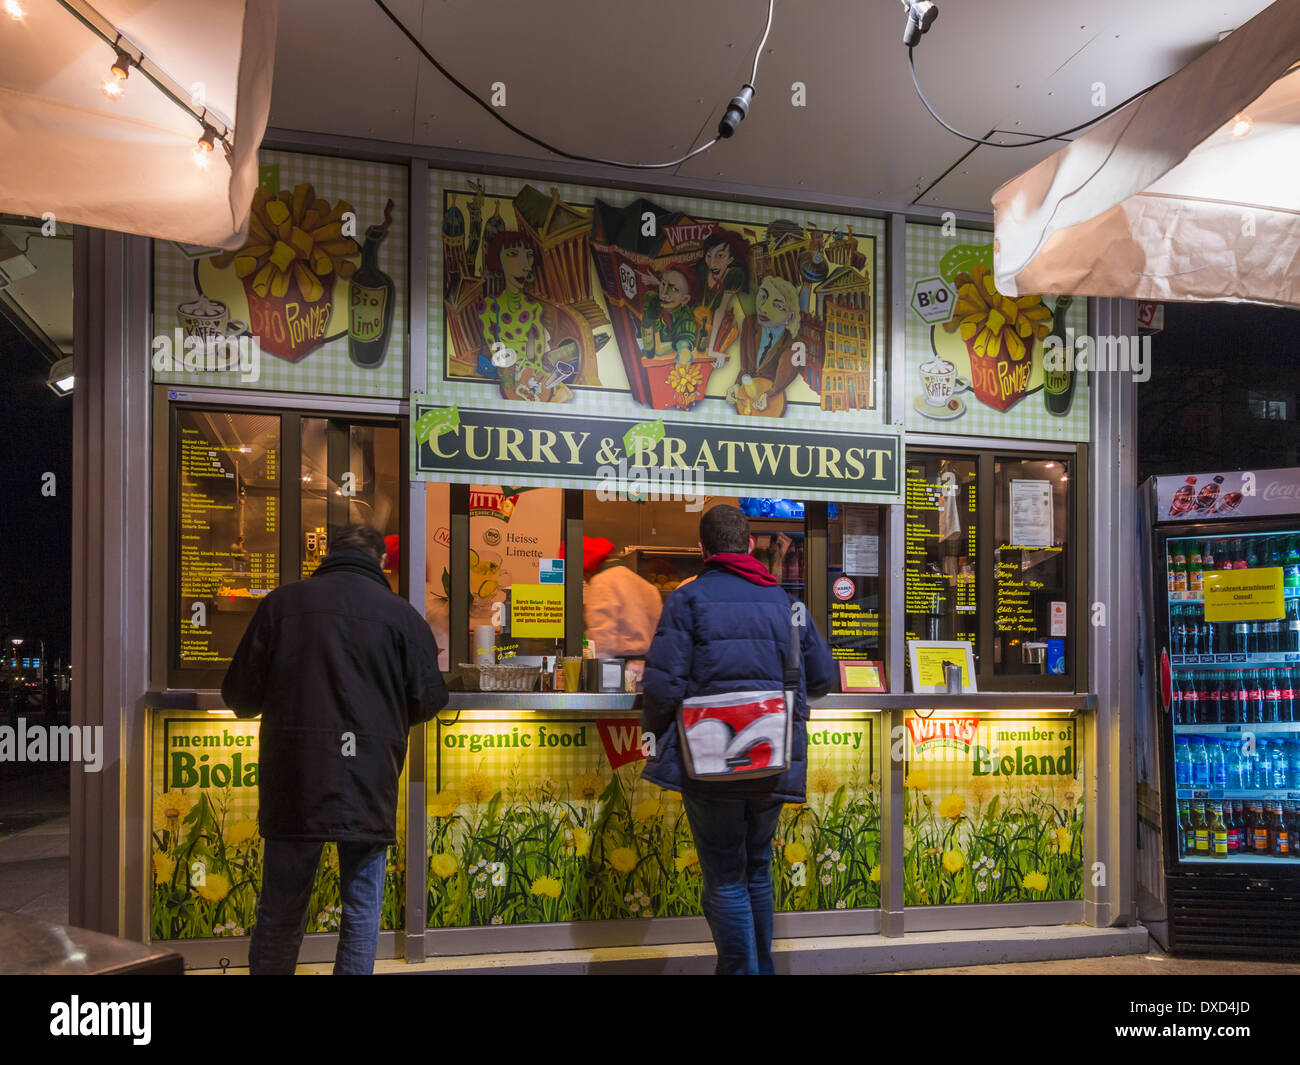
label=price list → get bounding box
[904,464,977,644]
[995,549,1040,636]
[176,412,281,669]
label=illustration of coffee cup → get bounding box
[179,296,249,342]
[919,357,969,407]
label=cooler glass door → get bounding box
[1158,521,1300,872]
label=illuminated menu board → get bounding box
[904,460,977,648]
[176,411,281,672]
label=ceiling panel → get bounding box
[266,0,1278,210]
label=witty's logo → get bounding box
[907,717,979,759]
[468,487,518,522]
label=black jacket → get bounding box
[221,550,448,843]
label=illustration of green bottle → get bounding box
[1043,294,1075,416]
[349,198,395,368]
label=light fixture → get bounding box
[1230,112,1253,138]
[4,0,25,21]
[47,356,74,396]
[101,44,132,99]
[193,124,217,168]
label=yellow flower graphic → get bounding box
[675,850,699,873]
[942,850,965,874]
[809,768,840,795]
[632,798,662,821]
[152,790,195,829]
[904,770,930,791]
[530,875,562,899]
[969,777,994,805]
[869,866,881,883]
[1055,827,1072,853]
[608,847,639,874]
[783,841,808,865]
[565,827,591,857]
[195,872,231,903]
[938,794,966,820]
[152,852,175,882]
[1022,871,1049,893]
[427,790,460,819]
[225,818,258,846]
[783,802,806,813]
[429,852,458,880]
[571,773,605,802]
[461,771,495,804]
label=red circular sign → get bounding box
[833,576,855,601]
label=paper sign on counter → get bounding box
[510,583,565,637]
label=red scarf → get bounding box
[707,552,778,586]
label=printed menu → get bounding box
[176,411,281,670]
[904,465,977,645]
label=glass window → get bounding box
[174,410,281,677]
[904,456,978,687]
[993,458,1071,677]
[827,503,884,681]
[300,419,401,590]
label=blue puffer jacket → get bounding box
[640,562,837,803]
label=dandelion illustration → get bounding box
[942,850,964,874]
[1022,871,1049,893]
[937,794,965,820]
[608,847,638,874]
[226,818,259,846]
[870,867,881,883]
[565,827,591,857]
[195,872,231,903]
[969,777,993,805]
[152,790,195,832]
[783,841,808,865]
[571,772,605,802]
[632,798,662,821]
[152,852,175,882]
[1055,827,1072,852]
[674,850,699,873]
[461,771,495,804]
[427,790,460,819]
[809,768,839,795]
[429,852,458,880]
[904,769,930,791]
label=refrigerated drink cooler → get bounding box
[1138,469,1300,958]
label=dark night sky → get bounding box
[0,312,72,664]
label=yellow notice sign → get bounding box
[510,583,565,637]
[1203,567,1284,622]
[914,645,973,689]
[843,664,882,690]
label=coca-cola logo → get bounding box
[1262,481,1300,501]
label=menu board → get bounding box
[904,464,977,646]
[994,551,1039,636]
[176,410,281,671]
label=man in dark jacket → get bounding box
[221,524,447,974]
[641,504,835,975]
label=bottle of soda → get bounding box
[1265,668,1281,722]
[1205,670,1221,723]
[1286,536,1300,588]
[1222,542,1236,571]
[1189,543,1204,595]
[1231,800,1245,853]
[1167,554,1177,595]
[1270,801,1290,857]
[1246,539,1261,569]
[1188,612,1202,657]
[1285,802,1300,858]
[1173,545,1188,592]
[1191,799,1209,855]
[1265,617,1282,655]
[1232,538,1246,569]
[1202,610,1215,656]
[1270,536,1284,569]
[1170,477,1198,517]
[1209,800,1229,858]
[1234,620,1250,655]
[1233,669,1249,724]
[1184,672,1200,725]
[1176,800,1189,858]
[1287,598,1300,653]
[1250,670,1265,723]
[1202,540,1217,572]
[1196,476,1225,513]
[1249,799,1268,852]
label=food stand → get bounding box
[70,140,1134,968]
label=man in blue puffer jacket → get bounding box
[641,504,836,975]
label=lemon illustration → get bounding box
[468,548,480,568]
[476,579,499,598]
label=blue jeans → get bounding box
[248,839,388,975]
[681,794,784,975]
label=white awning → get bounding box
[0,0,275,249]
[992,0,1300,308]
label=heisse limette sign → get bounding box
[413,404,902,504]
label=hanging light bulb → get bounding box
[101,46,132,100]
[1231,112,1253,138]
[4,1,26,21]
[193,125,216,168]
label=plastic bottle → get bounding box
[1272,740,1289,790]
[1209,740,1227,790]
[1190,737,1210,788]
[1224,739,1247,790]
[1254,742,1273,791]
[1174,736,1192,787]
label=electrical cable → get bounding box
[370,0,773,169]
[908,45,1172,147]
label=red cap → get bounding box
[560,536,614,576]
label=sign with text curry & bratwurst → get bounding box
[419,171,897,503]
[412,402,901,502]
